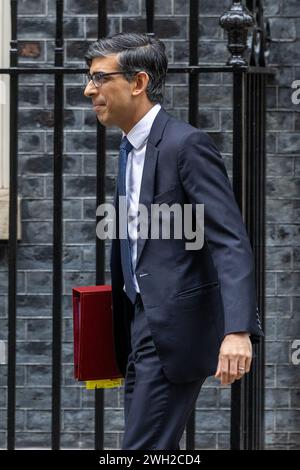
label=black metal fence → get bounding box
[0,0,274,450]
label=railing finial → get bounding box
[219,0,254,66]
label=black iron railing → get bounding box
[1,0,274,450]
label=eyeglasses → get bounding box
[85,70,140,88]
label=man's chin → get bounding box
[97,115,105,124]
[97,115,113,127]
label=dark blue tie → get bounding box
[118,136,137,304]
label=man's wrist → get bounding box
[225,331,250,338]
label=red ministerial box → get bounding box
[72,285,123,381]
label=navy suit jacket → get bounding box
[110,106,264,383]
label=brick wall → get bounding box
[264,0,300,451]
[0,0,299,450]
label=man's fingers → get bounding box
[236,357,247,380]
[216,333,253,385]
[215,360,221,378]
[245,354,252,373]
[220,356,230,385]
[217,356,250,384]
[229,358,238,384]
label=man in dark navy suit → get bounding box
[84,32,263,450]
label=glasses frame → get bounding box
[85,70,141,88]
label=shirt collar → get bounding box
[122,103,161,150]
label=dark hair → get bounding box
[85,32,168,104]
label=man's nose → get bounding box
[84,82,96,97]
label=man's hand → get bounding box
[215,332,252,385]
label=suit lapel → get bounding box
[136,142,159,269]
[135,107,170,269]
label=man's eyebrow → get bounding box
[89,70,105,75]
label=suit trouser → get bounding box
[121,293,205,450]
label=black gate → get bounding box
[1,0,274,450]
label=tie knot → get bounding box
[120,136,134,154]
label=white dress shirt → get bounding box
[121,103,161,294]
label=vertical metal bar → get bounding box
[51,0,64,450]
[256,72,262,449]
[247,0,266,442]
[254,72,266,449]
[243,72,252,450]
[231,68,266,450]
[188,0,199,126]
[247,74,254,243]
[145,0,154,34]
[7,0,18,450]
[259,72,266,450]
[231,68,246,450]
[94,0,107,451]
[246,71,256,450]
[255,73,260,450]
[250,71,255,450]
[186,0,199,451]
[245,71,265,450]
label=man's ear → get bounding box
[132,72,149,96]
